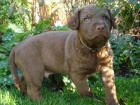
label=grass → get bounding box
[0,76,140,105]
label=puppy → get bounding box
[10,4,119,105]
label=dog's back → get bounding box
[9,31,73,90]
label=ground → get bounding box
[0,75,140,105]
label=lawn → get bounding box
[0,76,140,105]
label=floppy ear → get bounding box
[107,10,117,29]
[68,9,81,30]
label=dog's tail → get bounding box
[9,47,20,90]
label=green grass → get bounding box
[0,76,140,105]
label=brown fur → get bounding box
[9,5,119,105]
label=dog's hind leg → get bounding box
[26,70,44,101]
[20,62,45,101]
[19,75,27,96]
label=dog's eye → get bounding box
[84,18,90,22]
[103,15,109,20]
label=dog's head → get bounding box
[68,5,116,48]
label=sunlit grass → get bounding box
[0,76,140,105]
[0,87,17,105]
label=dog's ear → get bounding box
[107,10,117,29]
[68,9,81,30]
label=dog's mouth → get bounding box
[86,30,110,41]
[91,35,109,50]
[80,34,108,52]
[91,35,108,46]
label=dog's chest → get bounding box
[73,47,112,75]
[73,50,98,75]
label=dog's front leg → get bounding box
[100,67,119,105]
[70,73,93,97]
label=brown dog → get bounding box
[9,4,119,105]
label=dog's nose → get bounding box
[96,24,105,32]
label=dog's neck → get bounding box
[79,35,107,52]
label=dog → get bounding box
[9,4,119,105]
